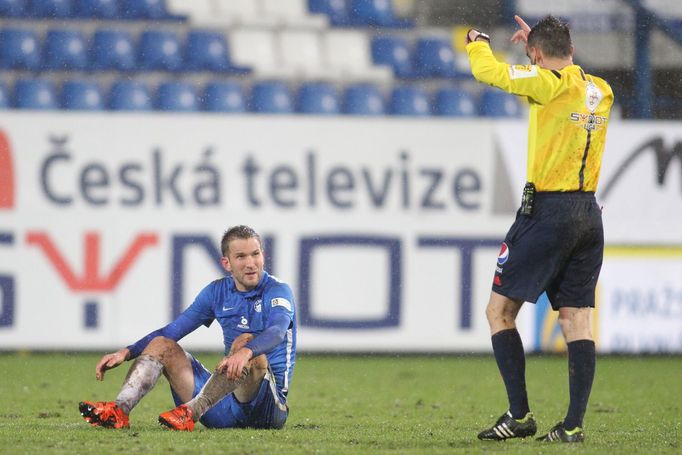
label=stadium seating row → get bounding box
[0,0,413,28]
[0,78,522,117]
[0,27,248,74]
[0,26,467,81]
[0,0,179,20]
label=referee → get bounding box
[466,15,614,443]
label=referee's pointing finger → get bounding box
[514,15,531,32]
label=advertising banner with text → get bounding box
[0,113,680,353]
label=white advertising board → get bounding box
[0,113,680,353]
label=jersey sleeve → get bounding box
[125,281,218,359]
[181,281,219,328]
[243,281,295,357]
[466,41,564,105]
[264,281,295,324]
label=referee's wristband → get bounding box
[466,29,491,44]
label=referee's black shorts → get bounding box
[492,192,604,310]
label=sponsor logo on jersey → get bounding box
[509,64,538,80]
[238,316,249,329]
[271,297,292,312]
[497,242,509,265]
[569,112,608,131]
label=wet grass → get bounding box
[0,352,680,454]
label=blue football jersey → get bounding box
[185,271,297,399]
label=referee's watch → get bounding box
[466,29,491,44]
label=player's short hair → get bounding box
[221,225,262,256]
[527,15,572,58]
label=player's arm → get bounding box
[95,283,217,381]
[94,313,203,381]
[466,31,564,105]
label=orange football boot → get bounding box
[79,401,129,429]
[158,404,195,431]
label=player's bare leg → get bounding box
[478,291,537,441]
[159,333,269,431]
[537,307,593,442]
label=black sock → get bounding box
[564,339,596,430]
[491,328,529,419]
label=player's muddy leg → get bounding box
[231,334,268,404]
[185,334,267,421]
[116,336,194,414]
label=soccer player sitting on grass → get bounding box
[79,225,296,431]
[466,15,613,443]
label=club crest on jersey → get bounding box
[585,81,603,113]
[497,243,510,266]
[254,299,262,313]
[271,297,292,312]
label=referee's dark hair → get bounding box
[221,225,263,256]
[527,15,573,58]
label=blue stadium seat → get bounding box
[349,0,414,27]
[61,80,104,110]
[342,83,385,116]
[249,81,294,114]
[185,31,249,74]
[202,81,246,113]
[43,29,88,71]
[308,0,351,26]
[479,90,523,117]
[0,82,9,108]
[297,82,339,115]
[14,79,58,110]
[157,81,198,111]
[414,37,458,78]
[0,28,41,70]
[109,80,152,111]
[389,85,430,116]
[30,0,73,18]
[91,29,135,71]
[138,30,183,72]
[74,0,119,18]
[121,0,171,19]
[371,35,413,78]
[434,87,476,117]
[0,0,28,17]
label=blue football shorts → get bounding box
[492,191,604,309]
[170,353,289,429]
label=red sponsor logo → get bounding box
[26,231,158,292]
[0,130,14,210]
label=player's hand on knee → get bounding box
[95,348,130,381]
[217,348,253,381]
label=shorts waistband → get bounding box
[534,191,595,200]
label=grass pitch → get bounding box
[0,352,679,454]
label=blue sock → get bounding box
[491,328,530,419]
[563,339,596,430]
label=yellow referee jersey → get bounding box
[466,41,614,192]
